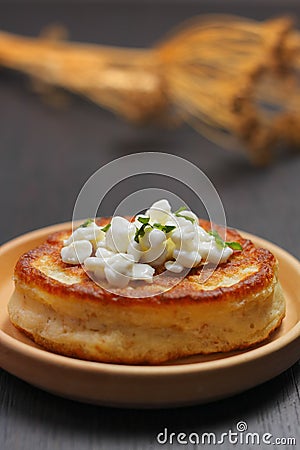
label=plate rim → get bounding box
[1,222,300,377]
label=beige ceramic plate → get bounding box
[0,223,300,408]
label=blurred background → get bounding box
[0,0,299,260]
[1,2,300,450]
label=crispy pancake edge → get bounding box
[14,220,277,306]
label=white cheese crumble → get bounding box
[61,240,93,264]
[61,199,236,287]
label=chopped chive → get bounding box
[225,241,243,251]
[137,216,150,225]
[134,218,152,243]
[80,218,93,228]
[174,206,187,214]
[134,224,151,243]
[208,230,226,248]
[134,217,176,243]
[101,223,111,232]
[174,206,195,223]
[153,223,176,234]
[177,214,195,223]
[208,230,242,251]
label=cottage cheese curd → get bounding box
[61,199,235,287]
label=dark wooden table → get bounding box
[0,2,299,449]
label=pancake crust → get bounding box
[8,220,285,364]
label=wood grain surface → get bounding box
[0,2,299,449]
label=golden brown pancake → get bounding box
[8,219,285,364]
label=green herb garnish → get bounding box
[134,217,152,243]
[174,206,187,214]
[80,219,93,228]
[153,223,176,234]
[137,217,150,225]
[208,230,242,251]
[174,206,195,223]
[134,217,176,243]
[225,241,243,250]
[208,230,226,248]
[101,223,111,233]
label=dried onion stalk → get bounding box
[1,15,300,164]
